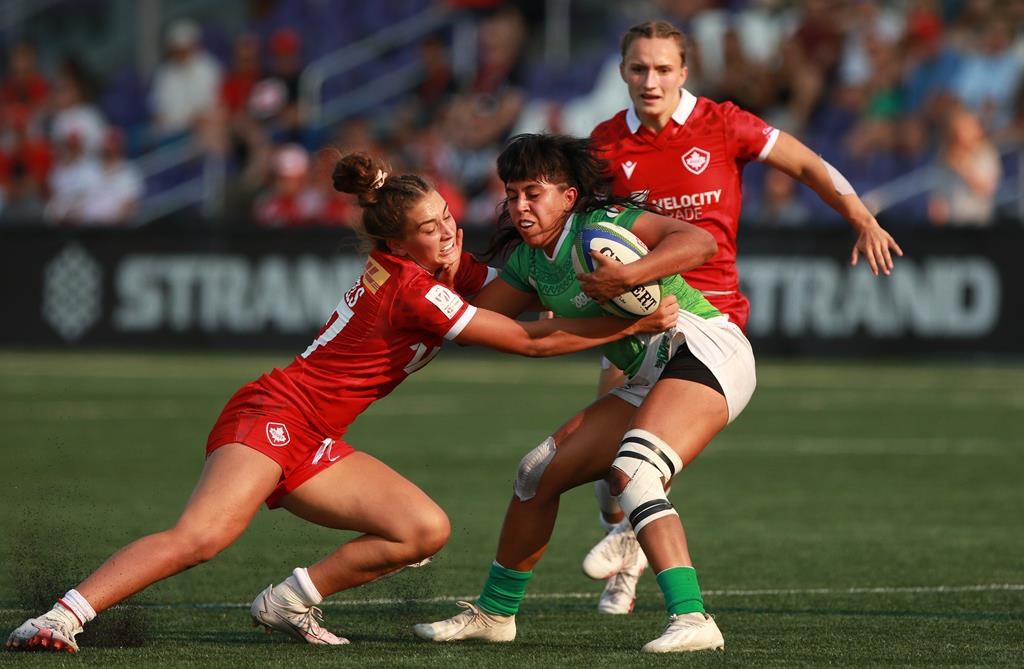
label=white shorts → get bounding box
[610,312,756,424]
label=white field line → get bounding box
[1,584,1021,613]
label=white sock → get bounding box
[58,589,96,626]
[598,513,618,533]
[284,567,323,606]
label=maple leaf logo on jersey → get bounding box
[266,422,291,447]
[621,160,638,179]
[681,147,710,175]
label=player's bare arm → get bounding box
[471,276,546,317]
[764,132,904,276]
[577,213,715,302]
[454,296,679,357]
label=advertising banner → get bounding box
[2,226,1021,355]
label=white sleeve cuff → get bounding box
[444,305,478,340]
[757,128,780,162]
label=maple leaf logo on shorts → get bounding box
[266,422,291,447]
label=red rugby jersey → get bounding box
[590,89,778,330]
[258,249,492,435]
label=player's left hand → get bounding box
[436,228,464,288]
[577,250,631,302]
[852,220,903,276]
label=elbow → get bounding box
[520,341,550,358]
[699,229,717,263]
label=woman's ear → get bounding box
[563,186,579,212]
[386,239,407,256]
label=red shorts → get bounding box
[206,381,355,509]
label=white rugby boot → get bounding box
[641,612,725,653]
[596,547,647,614]
[582,519,640,580]
[6,605,83,653]
[250,584,349,645]
[412,601,516,642]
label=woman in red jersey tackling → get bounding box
[582,20,904,615]
[6,152,678,654]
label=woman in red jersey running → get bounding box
[6,151,678,654]
[582,19,904,616]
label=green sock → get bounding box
[476,562,533,616]
[656,566,705,615]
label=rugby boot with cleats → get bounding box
[6,605,83,653]
[412,601,516,642]
[596,548,647,614]
[583,519,640,580]
[250,584,348,645]
[641,612,725,653]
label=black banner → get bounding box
[2,226,1021,355]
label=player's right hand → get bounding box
[632,295,678,334]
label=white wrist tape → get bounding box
[822,157,855,196]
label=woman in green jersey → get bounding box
[413,133,756,653]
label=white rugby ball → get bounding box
[571,220,661,318]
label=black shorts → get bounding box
[659,345,724,396]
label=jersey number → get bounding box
[404,342,441,374]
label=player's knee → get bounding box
[513,436,557,502]
[169,527,234,566]
[604,468,631,498]
[610,429,683,533]
[402,505,451,561]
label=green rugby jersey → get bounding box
[499,205,720,376]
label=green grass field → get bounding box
[1,350,1022,667]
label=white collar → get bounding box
[626,88,698,134]
[545,214,575,262]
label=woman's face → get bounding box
[391,190,459,273]
[620,36,687,130]
[504,178,577,254]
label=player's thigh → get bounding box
[596,359,626,397]
[175,442,282,540]
[630,378,729,466]
[539,394,636,493]
[279,451,447,540]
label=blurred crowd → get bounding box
[0,0,1022,229]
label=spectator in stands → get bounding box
[221,33,263,118]
[221,33,272,187]
[253,143,355,227]
[51,58,107,157]
[412,35,458,126]
[248,28,305,144]
[0,104,53,198]
[76,129,144,226]
[0,42,50,122]
[776,0,845,132]
[714,25,777,117]
[757,168,811,227]
[951,18,1021,131]
[901,9,962,127]
[0,158,47,224]
[929,106,1001,226]
[444,6,527,152]
[149,19,223,143]
[46,132,102,224]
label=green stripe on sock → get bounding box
[477,562,533,616]
[656,566,705,615]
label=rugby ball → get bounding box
[571,221,661,318]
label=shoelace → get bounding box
[454,601,501,629]
[300,606,327,637]
[665,613,705,632]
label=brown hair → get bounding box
[331,151,432,251]
[620,20,686,65]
